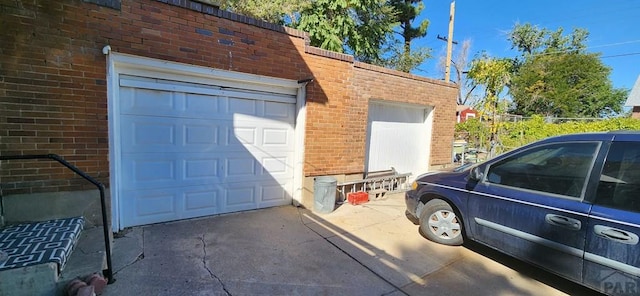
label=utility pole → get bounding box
[444,1,456,83]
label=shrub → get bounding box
[456,116,640,154]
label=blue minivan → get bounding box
[405,131,640,295]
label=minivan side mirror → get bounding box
[469,167,483,181]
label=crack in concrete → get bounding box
[113,228,146,274]
[200,234,231,295]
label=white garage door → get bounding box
[366,101,432,179]
[117,75,296,228]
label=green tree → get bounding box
[467,54,512,115]
[507,23,626,118]
[376,35,430,72]
[294,0,396,62]
[467,53,513,155]
[221,0,432,71]
[219,0,309,24]
[384,0,431,72]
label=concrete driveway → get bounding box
[102,193,602,296]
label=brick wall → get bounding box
[1,0,114,194]
[301,50,357,175]
[301,56,457,176]
[0,0,457,196]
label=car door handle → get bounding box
[594,225,639,245]
[545,214,581,230]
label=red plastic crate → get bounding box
[347,191,369,205]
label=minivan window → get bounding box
[595,142,640,212]
[486,142,599,198]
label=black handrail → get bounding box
[0,154,114,284]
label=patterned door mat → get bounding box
[0,216,84,272]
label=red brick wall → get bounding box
[1,0,114,193]
[0,0,456,195]
[301,50,359,176]
[301,58,458,176]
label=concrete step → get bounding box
[0,218,107,296]
[58,227,108,294]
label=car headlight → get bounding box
[411,180,419,190]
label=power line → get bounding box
[601,52,640,59]
[588,39,640,50]
[514,38,640,58]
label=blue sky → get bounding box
[414,0,640,91]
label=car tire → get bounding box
[419,199,463,246]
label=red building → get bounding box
[456,105,478,123]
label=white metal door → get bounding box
[118,76,296,227]
[366,102,431,178]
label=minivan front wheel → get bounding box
[419,199,463,246]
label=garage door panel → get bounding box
[129,159,176,182]
[185,93,221,115]
[236,128,293,148]
[226,157,257,177]
[122,189,178,226]
[183,187,220,214]
[262,128,290,146]
[130,120,177,147]
[222,151,292,177]
[135,194,175,217]
[185,124,219,145]
[222,180,293,207]
[225,186,255,207]
[232,106,295,126]
[264,101,295,120]
[262,157,288,174]
[122,153,293,189]
[121,117,294,153]
[228,97,258,116]
[184,158,219,179]
[121,88,229,120]
[122,116,223,153]
[121,116,180,152]
[120,87,176,115]
[121,84,296,120]
[230,126,294,151]
[121,154,220,190]
[122,185,223,226]
[221,181,292,211]
[260,184,290,204]
[230,127,257,146]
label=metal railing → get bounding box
[0,154,114,284]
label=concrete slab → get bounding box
[99,193,603,296]
[104,207,395,296]
[315,212,464,288]
[110,227,144,273]
[62,226,107,279]
[400,247,562,296]
[0,263,59,296]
